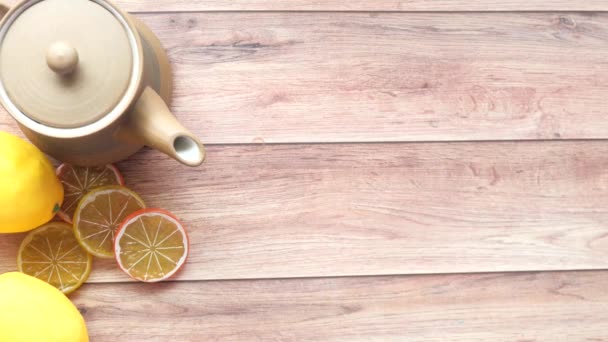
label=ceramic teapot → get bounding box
[0,0,205,167]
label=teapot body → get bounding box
[16,17,173,166]
[18,119,140,167]
[0,0,205,167]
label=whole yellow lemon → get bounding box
[0,131,63,233]
[0,272,89,342]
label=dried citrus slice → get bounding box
[115,209,189,282]
[18,222,92,294]
[73,186,145,258]
[57,164,124,223]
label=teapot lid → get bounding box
[0,0,141,130]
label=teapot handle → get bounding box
[125,87,206,167]
[0,3,9,18]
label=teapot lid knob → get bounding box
[46,41,79,76]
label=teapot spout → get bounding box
[127,87,205,166]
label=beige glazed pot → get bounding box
[0,0,205,167]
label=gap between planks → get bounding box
[189,138,608,147]
[75,267,608,286]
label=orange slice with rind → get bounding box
[57,164,124,223]
[18,222,92,294]
[115,209,189,283]
[73,186,145,258]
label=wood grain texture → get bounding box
[74,271,608,341]
[123,0,608,12]
[133,12,608,143]
[0,4,605,341]
[2,141,608,282]
[3,0,605,12]
[3,12,608,144]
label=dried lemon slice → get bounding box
[18,222,92,294]
[73,186,145,258]
[57,164,124,223]
[115,209,189,282]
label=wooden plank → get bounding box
[3,12,608,143]
[3,0,606,13]
[74,271,608,341]
[134,12,608,143]
[123,0,608,12]
[2,141,608,282]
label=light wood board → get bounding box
[117,12,608,143]
[2,141,608,282]
[73,271,608,341]
[3,0,605,13]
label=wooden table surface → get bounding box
[2,1,608,341]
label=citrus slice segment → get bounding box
[115,209,189,283]
[56,164,124,223]
[18,222,92,294]
[73,186,145,258]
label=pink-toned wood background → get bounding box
[1,1,608,340]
